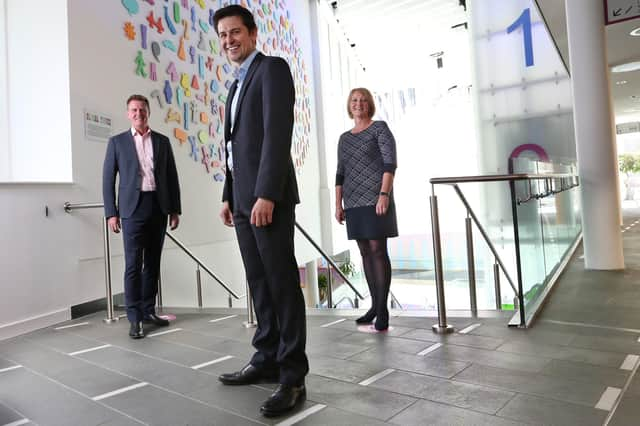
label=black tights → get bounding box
[357,238,391,329]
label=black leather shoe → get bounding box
[260,384,306,417]
[143,313,169,326]
[218,364,279,385]
[129,322,144,339]
[355,308,376,324]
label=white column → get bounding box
[303,259,320,308]
[565,0,624,269]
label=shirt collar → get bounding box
[236,50,259,82]
[131,127,151,137]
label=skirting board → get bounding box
[0,308,70,341]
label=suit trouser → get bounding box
[121,192,167,323]
[233,201,309,386]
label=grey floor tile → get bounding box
[0,401,25,425]
[22,328,104,353]
[388,399,528,426]
[454,363,606,407]
[370,370,515,414]
[385,328,445,343]
[308,354,384,383]
[497,393,607,426]
[540,358,630,387]
[151,328,233,352]
[100,382,261,425]
[0,339,139,398]
[306,375,416,421]
[443,333,506,350]
[349,347,470,379]
[0,367,140,426]
[497,340,627,368]
[608,393,640,426]
[307,340,369,359]
[426,343,550,373]
[293,405,389,425]
[568,333,640,355]
[0,357,19,370]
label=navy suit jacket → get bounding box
[222,52,299,213]
[103,129,181,219]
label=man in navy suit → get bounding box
[214,5,308,417]
[102,94,181,339]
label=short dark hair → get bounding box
[126,94,150,112]
[213,5,257,34]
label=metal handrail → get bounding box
[429,170,579,331]
[294,222,364,300]
[163,232,240,299]
[63,202,242,321]
[430,172,579,185]
[451,184,518,295]
[332,296,355,308]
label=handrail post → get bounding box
[509,180,527,327]
[493,260,502,310]
[243,281,257,328]
[196,264,203,308]
[102,217,118,323]
[326,264,334,308]
[228,294,233,308]
[465,215,478,317]
[430,191,454,334]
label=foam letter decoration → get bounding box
[189,46,196,63]
[166,62,178,81]
[177,37,186,61]
[188,136,198,160]
[173,1,180,23]
[165,108,181,124]
[140,24,148,48]
[149,62,157,81]
[163,80,173,104]
[150,89,164,108]
[135,51,147,77]
[124,22,136,40]
[121,0,139,15]
[151,41,161,61]
[162,40,177,52]
[164,5,176,34]
[174,128,187,144]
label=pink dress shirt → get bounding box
[131,127,156,191]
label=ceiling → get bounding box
[327,0,640,122]
[326,0,468,85]
[535,0,640,122]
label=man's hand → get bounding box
[220,201,234,227]
[251,198,274,227]
[169,213,180,230]
[107,216,121,233]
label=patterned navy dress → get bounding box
[336,120,398,240]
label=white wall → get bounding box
[0,0,323,338]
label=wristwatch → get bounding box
[379,191,389,196]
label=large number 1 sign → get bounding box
[507,8,534,67]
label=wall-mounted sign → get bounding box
[605,0,640,25]
[616,121,640,134]
[84,110,112,142]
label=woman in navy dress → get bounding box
[335,88,398,331]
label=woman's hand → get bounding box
[376,195,389,216]
[335,205,345,224]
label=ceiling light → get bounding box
[612,62,640,73]
[617,80,628,85]
[630,27,640,36]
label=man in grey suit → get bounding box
[214,5,308,418]
[103,94,181,339]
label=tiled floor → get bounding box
[2,213,640,425]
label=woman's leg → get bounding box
[355,239,376,323]
[367,238,392,330]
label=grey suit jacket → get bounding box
[221,52,299,213]
[102,129,181,219]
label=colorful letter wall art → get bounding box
[120,0,312,182]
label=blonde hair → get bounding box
[347,88,375,119]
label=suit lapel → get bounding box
[225,80,238,141]
[231,53,263,136]
[124,131,140,175]
[151,131,160,171]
